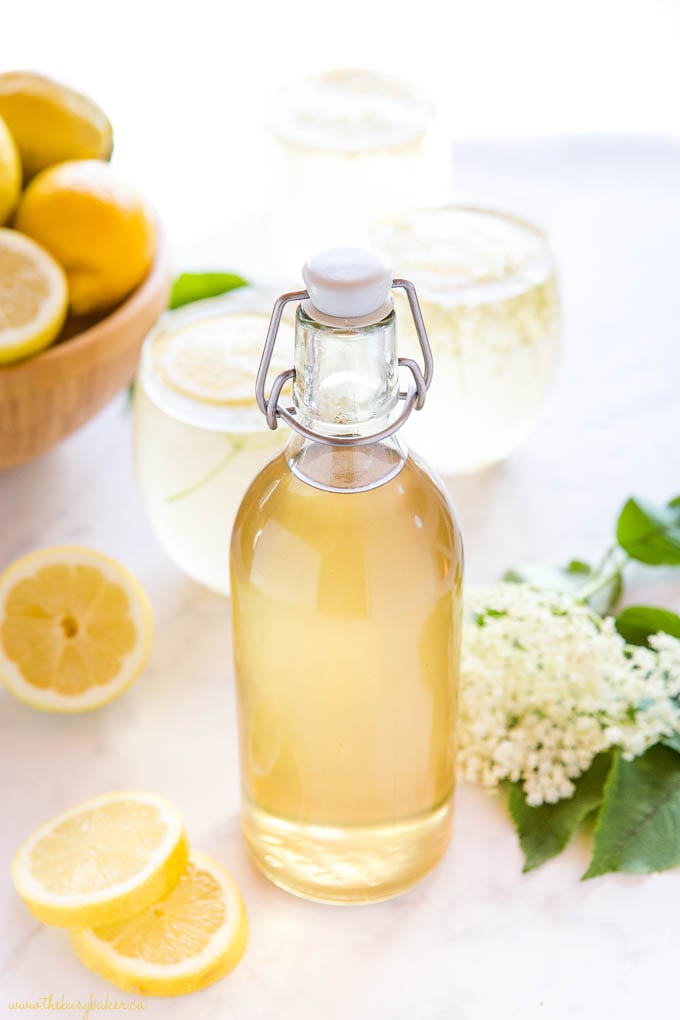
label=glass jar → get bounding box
[371,206,562,475]
[268,69,437,275]
[133,292,292,595]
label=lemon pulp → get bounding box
[0,546,153,712]
[0,228,67,364]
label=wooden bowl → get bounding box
[0,231,172,469]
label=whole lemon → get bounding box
[0,71,113,180]
[15,160,156,315]
[0,115,21,224]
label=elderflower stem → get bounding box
[575,545,629,604]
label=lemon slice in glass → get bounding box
[0,545,153,712]
[152,310,293,406]
[12,792,188,928]
[0,228,68,364]
[72,852,248,996]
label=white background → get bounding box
[4,0,680,248]
[3,6,680,1018]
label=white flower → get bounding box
[458,584,680,806]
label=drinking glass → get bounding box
[372,206,561,475]
[269,69,437,275]
[134,292,291,594]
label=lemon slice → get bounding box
[0,545,153,712]
[0,71,113,179]
[72,852,248,996]
[12,792,189,929]
[153,311,293,406]
[0,228,68,364]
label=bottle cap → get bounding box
[302,247,393,320]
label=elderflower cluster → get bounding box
[458,584,680,806]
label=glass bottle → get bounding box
[230,248,464,904]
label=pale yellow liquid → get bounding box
[372,207,562,475]
[230,448,463,902]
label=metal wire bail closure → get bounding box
[255,279,433,448]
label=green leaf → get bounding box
[502,559,622,616]
[662,733,680,756]
[506,753,613,872]
[169,272,248,310]
[616,495,680,565]
[584,745,680,878]
[615,605,680,647]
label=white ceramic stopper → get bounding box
[302,247,393,319]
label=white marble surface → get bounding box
[1,136,680,1019]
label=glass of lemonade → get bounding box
[371,206,562,475]
[269,69,437,275]
[133,292,292,595]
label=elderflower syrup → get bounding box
[133,294,292,595]
[371,207,561,475]
[268,70,439,275]
[231,248,464,903]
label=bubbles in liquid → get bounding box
[372,207,562,476]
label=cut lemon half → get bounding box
[72,852,248,996]
[0,228,68,364]
[0,545,153,712]
[12,792,188,929]
[152,309,293,406]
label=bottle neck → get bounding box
[293,303,400,438]
[286,303,407,493]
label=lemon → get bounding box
[72,852,248,996]
[15,160,156,316]
[12,792,189,929]
[153,308,294,406]
[0,228,68,364]
[0,115,21,224]
[0,545,153,712]
[0,71,113,180]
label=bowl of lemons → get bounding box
[0,71,171,469]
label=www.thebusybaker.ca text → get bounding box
[8,992,146,1020]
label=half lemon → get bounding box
[0,228,68,364]
[0,545,153,712]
